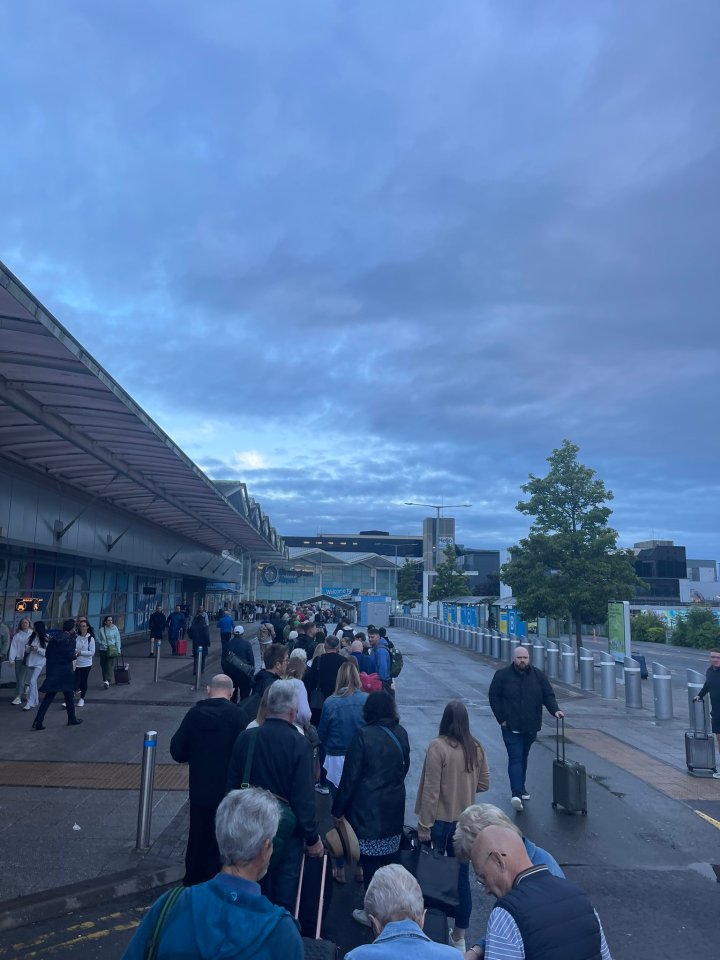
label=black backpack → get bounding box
[386,637,403,678]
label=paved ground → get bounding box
[0,623,719,958]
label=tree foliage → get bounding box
[429,545,471,602]
[630,611,667,644]
[500,439,643,651]
[672,607,720,649]
[397,558,422,604]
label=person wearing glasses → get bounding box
[463,826,612,960]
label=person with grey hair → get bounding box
[453,804,564,878]
[122,788,303,960]
[345,864,459,960]
[170,674,245,886]
[226,679,323,912]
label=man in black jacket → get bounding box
[694,647,720,777]
[226,680,323,910]
[292,621,317,660]
[488,646,564,812]
[253,642,289,697]
[148,605,167,657]
[170,674,245,885]
[221,625,256,702]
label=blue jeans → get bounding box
[501,728,536,797]
[430,820,472,930]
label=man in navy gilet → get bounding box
[465,825,612,960]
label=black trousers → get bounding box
[184,803,220,886]
[36,690,77,724]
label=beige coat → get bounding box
[415,735,490,828]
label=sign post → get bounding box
[607,601,631,663]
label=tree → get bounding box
[672,607,720,649]
[429,545,471,602]
[630,611,667,644]
[500,439,643,656]
[396,558,422,605]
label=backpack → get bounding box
[385,637,403,678]
[359,671,383,693]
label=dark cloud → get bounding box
[1,1,718,557]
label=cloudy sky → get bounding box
[2,1,718,558]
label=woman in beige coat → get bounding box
[415,700,490,953]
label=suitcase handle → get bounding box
[556,715,566,763]
[693,698,709,737]
[294,850,328,940]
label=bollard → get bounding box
[136,730,158,851]
[153,639,161,684]
[561,643,575,685]
[546,642,559,679]
[473,630,481,653]
[500,635,511,662]
[687,670,711,729]
[510,636,520,661]
[651,662,673,721]
[481,630,489,656]
[624,656,643,709]
[599,652,616,700]
[491,631,501,660]
[532,640,545,672]
[194,646,204,691]
[579,647,595,692]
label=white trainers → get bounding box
[353,909,371,927]
[449,932,466,952]
[511,796,524,812]
[22,704,33,711]
[11,697,22,706]
[712,772,720,779]
[77,699,85,707]
[521,792,531,801]
[103,681,110,689]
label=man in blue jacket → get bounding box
[217,608,235,658]
[368,627,392,692]
[122,788,303,960]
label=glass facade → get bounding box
[257,559,395,605]
[0,550,183,634]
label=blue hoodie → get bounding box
[122,874,303,960]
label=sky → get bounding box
[2,1,719,559]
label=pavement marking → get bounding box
[0,760,188,791]
[694,809,720,831]
[564,729,720,802]
[0,908,146,959]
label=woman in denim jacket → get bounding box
[318,660,367,882]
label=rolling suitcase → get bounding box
[685,701,717,775]
[176,637,188,656]
[113,655,130,685]
[294,852,337,959]
[552,717,587,815]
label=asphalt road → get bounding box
[1,626,718,959]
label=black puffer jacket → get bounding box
[332,719,410,840]
[40,632,76,693]
[170,698,245,806]
[488,663,560,734]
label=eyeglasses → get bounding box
[474,850,506,887]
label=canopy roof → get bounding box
[0,260,284,560]
[287,547,396,569]
[297,594,356,609]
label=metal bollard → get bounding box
[651,662,673,721]
[491,631,501,660]
[510,636,520,661]
[624,656,643,709]
[532,640,545,672]
[500,635,511,662]
[153,639,161,684]
[561,643,575,684]
[687,669,711,729]
[136,730,158,851]
[546,642,559,679]
[480,630,488,656]
[579,647,595,692]
[194,646,204,691]
[599,652,616,700]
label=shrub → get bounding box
[630,612,667,644]
[672,607,720,649]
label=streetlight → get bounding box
[403,501,472,617]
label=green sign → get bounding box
[608,601,630,662]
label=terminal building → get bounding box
[0,260,285,634]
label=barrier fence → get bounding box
[390,615,699,726]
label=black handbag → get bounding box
[399,843,461,914]
[225,649,255,678]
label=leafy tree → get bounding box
[397,558,422,605]
[672,607,720,649]
[429,545,471,602]
[630,611,667,644]
[500,439,643,656]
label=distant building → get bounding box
[633,541,719,606]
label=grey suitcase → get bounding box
[685,701,716,774]
[552,718,587,815]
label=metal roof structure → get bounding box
[0,260,284,560]
[287,547,396,569]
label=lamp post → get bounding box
[403,501,472,617]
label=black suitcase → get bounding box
[685,701,717,775]
[295,852,338,958]
[113,655,130,685]
[552,717,587,815]
[423,908,449,944]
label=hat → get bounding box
[288,630,298,641]
[324,817,360,863]
[233,625,245,635]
